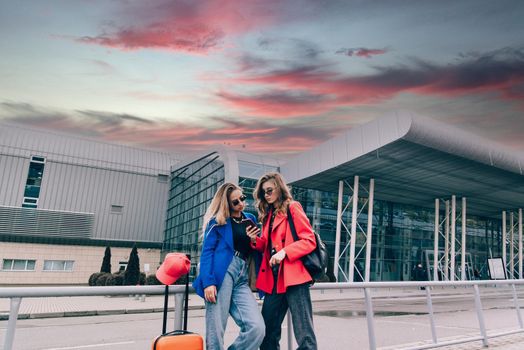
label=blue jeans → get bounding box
[206,255,265,350]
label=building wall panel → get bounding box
[0,242,161,285]
[0,123,179,175]
[0,154,28,206]
[34,160,168,242]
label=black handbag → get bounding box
[287,207,328,280]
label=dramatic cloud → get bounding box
[217,90,336,117]
[335,47,388,58]
[0,102,341,154]
[257,37,324,60]
[77,25,225,53]
[76,0,283,54]
[223,47,524,116]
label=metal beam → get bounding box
[503,211,507,276]
[365,179,375,282]
[461,197,467,281]
[444,201,450,280]
[334,180,343,281]
[349,176,359,282]
[511,212,515,279]
[434,199,439,281]
[451,195,456,281]
[519,209,522,279]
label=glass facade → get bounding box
[163,151,502,282]
[292,186,502,282]
[163,152,225,267]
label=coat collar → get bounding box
[216,216,241,250]
[269,208,287,233]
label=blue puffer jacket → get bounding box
[193,211,260,298]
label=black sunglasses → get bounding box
[262,187,274,196]
[231,195,247,206]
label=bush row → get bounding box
[88,271,161,286]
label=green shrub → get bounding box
[113,273,124,285]
[105,274,115,286]
[124,244,140,285]
[105,273,124,286]
[146,274,161,285]
[139,272,146,285]
[88,272,104,286]
[100,246,112,273]
[95,273,111,286]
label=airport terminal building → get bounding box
[0,123,179,284]
[1,111,523,285]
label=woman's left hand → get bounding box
[270,249,286,266]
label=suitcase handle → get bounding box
[161,254,190,334]
[163,330,195,336]
[162,285,169,334]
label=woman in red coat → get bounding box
[248,172,318,350]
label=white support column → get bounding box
[450,196,456,281]
[444,200,450,280]
[434,199,439,281]
[511,212,515,279]
[461,197,467,281]
[334,180,344,281]
[503,211,507,275]
[519,209,523,279]
[364,179,374,282]
[349,176,359,282]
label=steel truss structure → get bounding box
[334,176,376,282]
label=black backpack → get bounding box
[287,207,329,280]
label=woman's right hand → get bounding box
[204,285,217,303]
[246,225,260,243]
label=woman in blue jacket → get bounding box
[193,182,265,350]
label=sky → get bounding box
[1,0,523,157]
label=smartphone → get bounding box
[241,218,258,230]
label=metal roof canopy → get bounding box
[282,111,524,218]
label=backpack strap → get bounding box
[287,206,300,242]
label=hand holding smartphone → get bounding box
[241,218,258,230]
[243,218,260,242]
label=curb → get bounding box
[0,305,206,321]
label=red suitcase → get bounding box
[152,263,203,350]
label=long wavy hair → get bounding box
[253,172,293,223]
[202,182,241,233]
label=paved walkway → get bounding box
[2,286,524,349]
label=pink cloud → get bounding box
[77,0,280,54]
[221,48,524,117]
[78,25,224,54]
[0,102,341,155]
[217,90,337,117]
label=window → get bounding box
[22,197,38,208]
[118,261,128,272]
[43,260,74,271]
[22,155,46,208]
[2,259,36,271]
[111,205,123,214]
[157,174,169,183]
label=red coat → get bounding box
[253,201,316,294]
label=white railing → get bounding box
[2,280,524,350]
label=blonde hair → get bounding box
[203,183,241,233]
[253,172,292,223]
